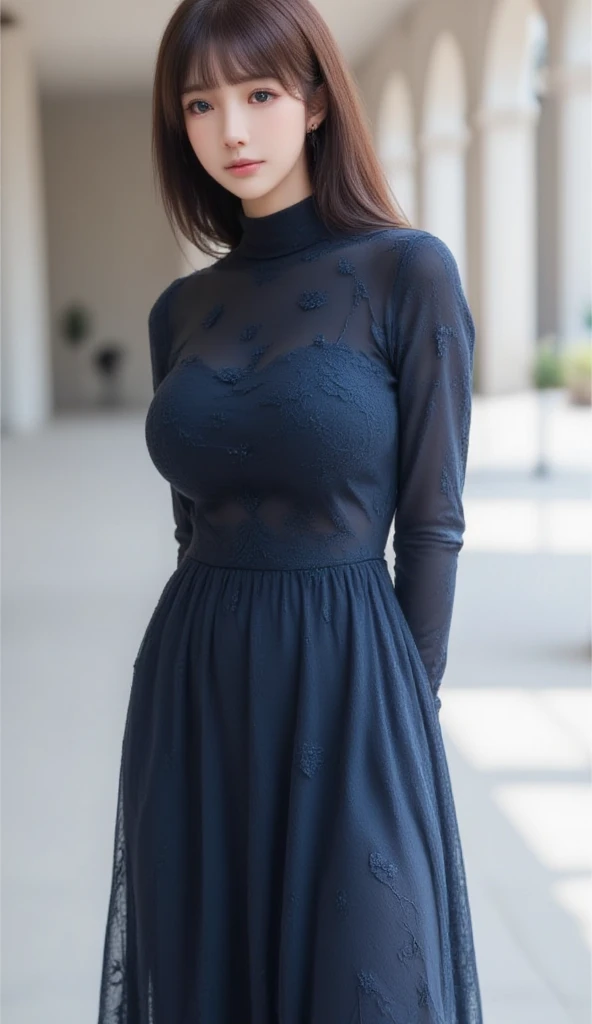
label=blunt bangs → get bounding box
[176,1,309,101]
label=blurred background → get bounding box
[1,0,591,1021]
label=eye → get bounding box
[185,99,211,115]
[184,90,275,116]
[251,90,274,104]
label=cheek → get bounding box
[264,105,306,150]
[185,122,213,163]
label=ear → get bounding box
[307,83,328,129]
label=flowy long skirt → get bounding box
[97,553,483,1023]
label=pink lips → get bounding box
[226,161,264,176]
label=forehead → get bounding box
[181,72,278,96]
[180,38,299,96]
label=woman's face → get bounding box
[181,71,320,216]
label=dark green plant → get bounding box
[92,343,126,379]
[59,300,128,405]
[533,337,565,388]
[59,303,93,347]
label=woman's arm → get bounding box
[389,233,475,709]
[147,278,194,569]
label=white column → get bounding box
[418,126,471,287]
[376,74,418,228]
[474,101,540,394]
[0,19,52,432]
[381,146,418,227]
[549,63,592,341]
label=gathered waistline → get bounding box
[183,554,388,573]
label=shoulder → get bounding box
[341,227,463,306]
[147,266,212,387]
[367,227,462,286]
[379,229,474,363]
[381,229,470,335]
[148,264,213,329]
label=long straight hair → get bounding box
[152,0,410,259]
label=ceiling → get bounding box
[7,0,413,93]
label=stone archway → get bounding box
[376,73,417,226]
[420,31,470,287]
[476,0,545,394]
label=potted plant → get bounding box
[58,301,128,409]
[92,343,127,407]
[532,335,566,476]
[563,340,592,406]
[60,302,93,347]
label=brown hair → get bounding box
[152,0,410,259]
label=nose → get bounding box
[222,103,249,150]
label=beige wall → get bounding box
[41,94,181,411]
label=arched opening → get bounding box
[376,73,417,226]
[478,0,546,394]
[420,32,470,286]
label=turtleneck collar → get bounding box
[236,193,334,259]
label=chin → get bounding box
[227,180,280,201]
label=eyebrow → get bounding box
[181,75,274,97]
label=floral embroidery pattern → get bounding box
[298,290,328,310]
[201,303,224,328]
[98,222,480,1024]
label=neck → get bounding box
[235,194,335,260]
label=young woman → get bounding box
[97,0,483,1020]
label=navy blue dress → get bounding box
[97,194,483,1023]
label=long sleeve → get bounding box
[389,233,475,710]
[147,278,195,569]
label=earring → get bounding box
[306,123,320,157]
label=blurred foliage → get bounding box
[533,334,592,404]
[59,302,93,347]
[58,300,128,404]
[92,344,126,378]
[533,337,565,388]
[563,339,592,405]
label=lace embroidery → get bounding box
[97,222,480,1023]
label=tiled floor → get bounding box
[2,390,591,1023]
